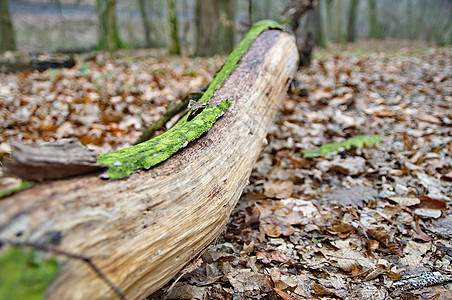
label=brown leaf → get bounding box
[265,275,297,300]
[263,180,294,198]
[256,250,288,264]
[374,109,397,118]
[367,227,404,257]
[388,196,420,207]
[411,217,433,242]
[312,282,336,296]
[417,195,447,211]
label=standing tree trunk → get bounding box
[368,0,382,39]
[316,0,327,47]
[218,0,235,54]
[304,3,325,47]
[167,0,181,55]
[195,0,219,56]
[0,0,17,52]
[195,0,236,56]
[335,0,346,43]
[138,0,152,47]
[347,0,360,42]
[95,0,126,52]
[325,0,334,40]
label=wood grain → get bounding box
[0,29,298,300]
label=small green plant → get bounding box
[78,62,90,76]
[47,69,61,79]
[301,134,382,158]
[186,69,197,77]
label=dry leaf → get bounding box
[256,250,288,264]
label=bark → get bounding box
[0,0,16,52]
[195,0,235,56]
[138,0,152,47]
[95,0,126,52]
[368,0,382,39]
[279,0,315,32]
[0,29,298,300]
[167,0,180,55]
[335,0,346,43]
[194,0,218,56]
[218,0,235,54]
[347,0,360,42]
[304,3,325,47]
[316,0,326,47]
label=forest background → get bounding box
[1,0,451,55]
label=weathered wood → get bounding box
[0,29,298,299]
[4,139,106,181]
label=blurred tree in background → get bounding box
[138,0,152,48]
[95,0,127,53]
[0,0,17,52]
[194,0,235,56]
[167,0,180,55]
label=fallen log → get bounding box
[0,21,298,300]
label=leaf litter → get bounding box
[1,44,452,299]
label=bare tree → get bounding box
[167,0,181,55]
[138,0,152,48]
[195,0,235,56]
[347,0,360,42]
[0,0,16,52]
[368,0,382,39]
[95,0,126,53]
[218,0,235,54]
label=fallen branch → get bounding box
[0,20,298,300]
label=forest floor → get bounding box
[1,42,451,299]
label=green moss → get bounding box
[301,134,383,158]
[98,20,285,179]
[98,100,230,179]
[0,181,34,199]
[0,246,60,300]
[197,20,285,105]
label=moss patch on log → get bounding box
[98,101,230,179]
[98,20,285,179]
[0,181,34,199]
[0,246,60,300]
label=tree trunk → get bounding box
[0,26,298,300]
[368,0,382,39]
[194,0,218,56]
[95,0,126,52]
[0,0,16,52]
[138,0,152,48]
[335,0,346,43]
[316,0,326,47]
[195,0,235,56]
[218,0,235,54]
[167,0,180,55]
[305,4,325,48]
[347,0,360,42]
[325,0,334,40]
